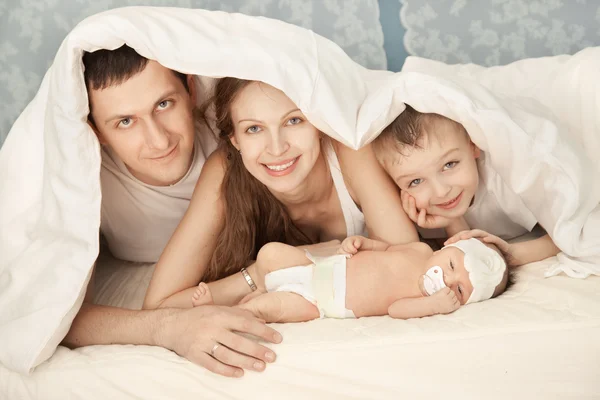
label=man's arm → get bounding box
[64,266,282,377]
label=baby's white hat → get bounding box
[445,238,507,304]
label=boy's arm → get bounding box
[510,234,560,266]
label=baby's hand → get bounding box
[339,236,364,255]
[401,191,454,230]
[431,287,460,315]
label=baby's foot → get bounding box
[191,282,214,306]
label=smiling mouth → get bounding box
[263,157,299,172]
[436,192,463,210]
[151,144,178,161]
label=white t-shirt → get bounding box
[100,122,218,262]
[420,152,538,240]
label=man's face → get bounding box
[88,61,196,186]
[382,118,481,220]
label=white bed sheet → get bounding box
[1,252,599,400]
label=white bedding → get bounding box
[1,252,599,399]
[1,5,600,396]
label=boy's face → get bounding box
[425,247,474,305]
[88,61,196,186]
[382,118,480,220]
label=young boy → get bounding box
[191,236,510,323]
[371,105,562,267]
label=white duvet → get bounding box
[0,5,599,385]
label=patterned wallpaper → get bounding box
[401,0,600,66]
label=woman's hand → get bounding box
[157,305,282,378]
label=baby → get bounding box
[191,236,510,323]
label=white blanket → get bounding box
[359,49,600,278]
[0,5,599,375]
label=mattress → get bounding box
[1,250,599,400]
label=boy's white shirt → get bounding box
[0,6,599,375]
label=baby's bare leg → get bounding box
[237,291,320,323]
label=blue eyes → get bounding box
[118,118,132,128]
[406,161,459,188]
[408,178,422,188]
[246,125,262,134]
[444,161,458,170]
[245,117,303,134]
[116,100,173,129]
[157,100,171,109]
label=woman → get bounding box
[143,78,418,310]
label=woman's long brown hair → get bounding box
[200,78,313,282]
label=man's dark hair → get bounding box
[83,45,189,124]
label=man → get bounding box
[62,45,281,378]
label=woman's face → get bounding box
[229,82,321,195]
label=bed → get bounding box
[2,248,599,399]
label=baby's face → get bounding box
[425,247,474,305]
[382,118,480,220]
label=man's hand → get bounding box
[156,305,282,378]
[430,288,461,315]
[401,191,455,229]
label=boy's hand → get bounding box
[401,191,454,229]
[339,236,364,255]
[444,229,516,266]
[431,287,461,315]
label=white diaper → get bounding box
[264,252,356,319]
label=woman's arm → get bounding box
[143,150,227,309]
[334,142,418,244]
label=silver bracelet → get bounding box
[240,267,257,291]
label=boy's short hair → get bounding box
[371,105,466,161]
[82,45,189,124]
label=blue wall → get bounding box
[379,0,409,72]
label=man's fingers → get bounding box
[228,313,283,344]
[210,338,268,372]
[194,352,243,378]
[219,330,276,366]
